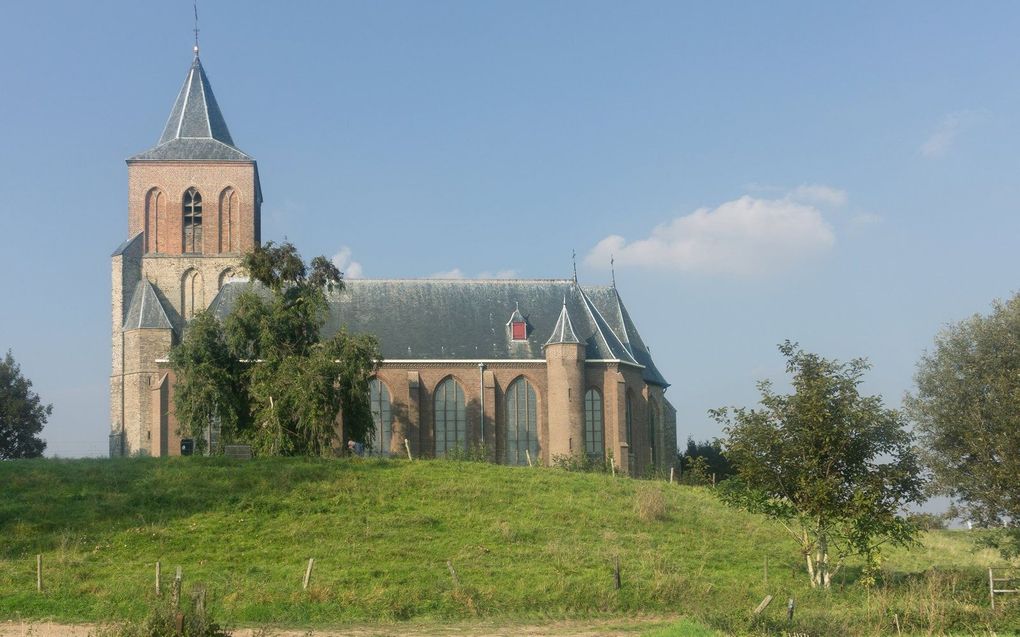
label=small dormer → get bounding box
[506,303,528,341]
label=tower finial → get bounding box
[572,249,577,283]
[193,0,200,57]
[611,254,616,288]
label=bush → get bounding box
[551,453,611,473]
[104,588,229,637]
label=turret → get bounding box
[543,297,586,460]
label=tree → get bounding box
[905,294,1020,557]
[713,341,924,588]
[0,350,50,459]
[171,241,380,456]
[678,437,734,485]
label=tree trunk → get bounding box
[816,534,831,589]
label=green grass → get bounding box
[0,457,1017,635]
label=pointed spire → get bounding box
[159,56,234,146]
[572,249,578,283]
[544,298,580,346]
[131,55,251,161]
[611,254,616,288]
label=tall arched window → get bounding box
[183,188,203,253]
[145,188,166,253]
[648,401,659,470]
[434,377,466,456]
[505,377,539,466]
[584,388,604,459]
[181,269,204,320]
[218,187,237,253]
[369,378,392,455]
[625,390,635,475]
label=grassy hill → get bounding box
[0,457,1016,635]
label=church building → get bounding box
[110,49,678,476]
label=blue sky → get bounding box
[1,2,1018,457]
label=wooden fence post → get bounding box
[172,567,182,611]
[156,561,161,596]
[990,567,996,610]
[764,555,768,586]
[669,467,674,484]
[36,554,42,592]
[786,598,795,622]
[614,556,621,590]
[753,595,773,616]
[447,561,460,589]
[404,438,412,461]
[303,558,315,590]
[525,449,533,467]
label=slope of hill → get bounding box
[0,457,1015,635]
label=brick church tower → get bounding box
[110,47,261,456]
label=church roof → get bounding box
[544,300,580,346]
[123,280,173,331]
[209,279,669,387]
[130,55,252,162]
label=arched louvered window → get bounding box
[584,388,604,459]
[369,378,392,455]
[625,390,635,475]
[505,377,539,465]
[434,378,466,456]
[183,188,203,253]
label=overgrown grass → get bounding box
[0,457,1017,635]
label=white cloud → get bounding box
[585,191,838,277]
[920,111,982,159]
[331,246,364,279]
[789,184,848,207]
[430,268,519,279]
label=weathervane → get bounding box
[193,0,200,56]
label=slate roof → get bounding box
[123,280,173,331]
[545,300,580,346]
[208,279,669,387]
[130,55,252,162]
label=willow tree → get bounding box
[906,294,1020,558]
[714,341,924,588]
[171,241,379,455]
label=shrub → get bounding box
[104,588,229,637]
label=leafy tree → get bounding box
[171,241,380,456]
[678,437,734,485]
[0,350,50,459]
[713,341,924,588]
[905,294,1020,557]
[168,312,246,453]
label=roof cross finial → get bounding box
[193,0,200,57]
[572,249,577,283]
[611,254,616,288]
